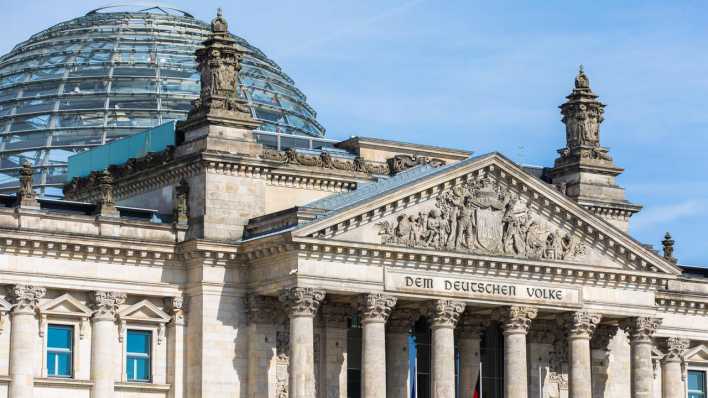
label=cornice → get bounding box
[656,291,708,315]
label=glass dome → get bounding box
[0,5,326,196]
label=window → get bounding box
[690,370,707,398]
[126,330,151,382]
[47,325,73,378]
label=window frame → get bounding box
[689,369,707,398]
[45,323,74,379]
[125,328,153,383]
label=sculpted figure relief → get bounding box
[377,171,586,261]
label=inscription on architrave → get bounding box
[384,270,582,307]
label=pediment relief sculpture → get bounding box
[376,171,586,262]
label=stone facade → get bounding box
[0,9,707,398]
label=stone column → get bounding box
[319,301,351,398]
[279,288,326,398]
[8,285,45,398]
[590,324,619,398]
[458,311,487,398]
[494,306,537,398]
[91,291,126,398]
[165,296,186,398]
[246,295,280,398]
[359,293,397,398]
[429,300,465,398]
[661,337,689,398]
[561,312,601,398]
[386,308,418,398]
[621,317,662,398]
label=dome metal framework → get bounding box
[0,6,325,196]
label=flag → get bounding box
[409,334,417,398]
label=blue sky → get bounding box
[2,1,707,264]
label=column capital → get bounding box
[428,299,465,329]
[493,305,537,334]
[246,294,281,324]
[620,316,662,343]
[164,296,186,326]
[358,293,397,323]
[457,310,488,336]
[560,311,601,339]
[662,337,690,364]
[8,284,46,315]
[279,287,326,318]
[387,308,418,333]
[320,301,352,328]
[90,291,126,321]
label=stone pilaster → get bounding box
[166,296,186,398]
[590,324,619,398]
[320,302,351,398]
[457,310,486,398]
[427,300,465,398]
[386,308,418,398]
[661,337,689,398]
[246,295,281,398]
[8,285,45,398]
[621,317,662,398]
[358,293,397,398]
[561,312,601,398]
[279,288,325,398]
[91,291,126,398]
[494,306,537,398]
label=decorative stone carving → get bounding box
[662,337,689,363]
[279,287,326,317]
[320,301,352,328]
[174,179,189,225]
[426,299,465,328]
[387,308,419,333]
[662,232,677,263]
[620,317,662,343]
[183,9,260,129]
[493,305,537,334]
[377,170,585,261]
[388,154,446,174]
[246,295,281,324]
[17,161,38,208]
[358,293,397,323]
[261,148,391,175]
[8,284,46,315]
[90,291,126,321]
[591,324,619,351]
[164,296,186,325]
[97,169,119,216]
[560,311,601,338]
[561,65,605,150]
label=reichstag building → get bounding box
[0,4,705,398]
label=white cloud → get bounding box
[631,200,708,231]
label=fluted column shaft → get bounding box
[359,294,397,398]
[458,314,486,398]
[279,288,326,398]
[387,309,417,398]
[8,285,45,398]
[495,306,537,398]
[562,312,601,398]
[91,291,126,398]
[429,300,465,398]
[661,337,689,398]
[622,317,662,398]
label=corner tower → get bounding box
[547,66,641,231]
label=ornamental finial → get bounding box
[574,64,590,89]
[662,232,677,263]
[211,8,228,33]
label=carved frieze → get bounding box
[8,284,46,315]
[279,288,326,318]
[376,170,586,261]
[261,148,391,175]
[389,154,446,174]
[358,294,397,323]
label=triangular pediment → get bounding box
[39,293,92,317]
[685,345,708,363]
[294,153,680,276]
[118,299,170,323]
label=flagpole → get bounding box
[479,361,483,398]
